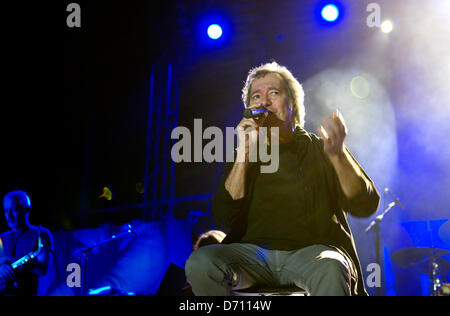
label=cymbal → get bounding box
[392,247,450,274]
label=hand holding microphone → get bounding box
[243,107,268,119]
[236,106,269,161]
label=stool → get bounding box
[232,285,308,296]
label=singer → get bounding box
[185,61,380,296]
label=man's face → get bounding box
[3,201,27,230]
[248,72,293,127]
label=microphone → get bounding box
[385,188,405,209]
[243,107,268,119]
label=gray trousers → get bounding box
[185,243,356,296]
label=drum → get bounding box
[439,283,450,296]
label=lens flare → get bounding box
[350,76,371,99]
[99,187,113,201]
[136,182,144,194]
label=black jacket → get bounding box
[212,127,380,296]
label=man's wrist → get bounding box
[235,146,248,163]
[328,151,346,166]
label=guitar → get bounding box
[0,234,43,295]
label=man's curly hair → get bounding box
[241,61,305,128]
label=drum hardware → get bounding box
[72,223,138,296]
[439,283,449,296]
[392,247,450,296]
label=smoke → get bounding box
[303,68,398,190]
[388,0,450,221]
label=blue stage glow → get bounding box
[207,24,223,39]
[321,4,339,22]
[88,286,111,295]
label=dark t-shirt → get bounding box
[0,225,53,296]
[241,139,317,250]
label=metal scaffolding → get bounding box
[143,61,179,221]
[79,59,213,224]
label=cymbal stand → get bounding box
[430,256,442,296]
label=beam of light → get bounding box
[321,4,340,22]
[207,24,223,40]
[390,0,450,222]
[0,238,3,255]
[380,20,394,33]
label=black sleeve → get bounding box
[211,162,247,228]
[332,147,381,218]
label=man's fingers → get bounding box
[320,109,349,149]
[7,266,14,278]
[330,111,343,139]
[318,125,329,141]
[254,111,269,125]
[323,119,335,144]
[238,118,259,130]
[0,265,14,281]
[4,266,13,278]
[329,113,342,140]
[335,110,348,135]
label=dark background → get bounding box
[2,1,164,230]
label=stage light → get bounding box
[321,4,340,22]
[207,24,223,39]
[381,20,394,33]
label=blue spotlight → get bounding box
[321,4,340,22]
[207,24,223,40]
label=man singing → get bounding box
[0,191,53,296]
[185,62,380,296]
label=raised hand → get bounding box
[317,109,348,159]
[0,263,15,283]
